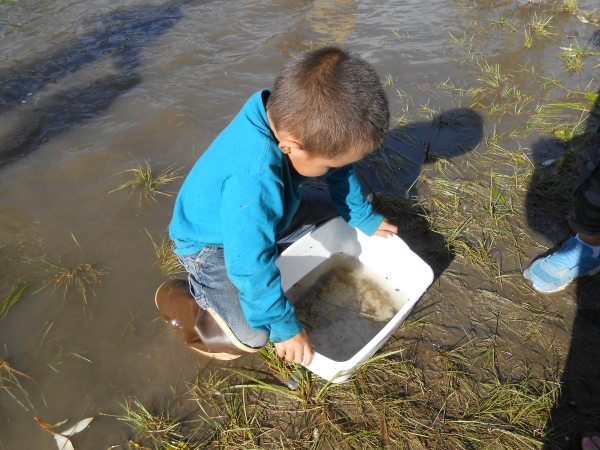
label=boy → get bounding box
[156,46,397,366]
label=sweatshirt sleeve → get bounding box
[322,163,384,236]
[220,174,304,343]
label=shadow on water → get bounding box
[0,0,196,166]
[356,108,485,278]
[525,86,600,449]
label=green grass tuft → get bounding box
[0,283,27,322]
[111,160,183,205]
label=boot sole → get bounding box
[155,281,242,361]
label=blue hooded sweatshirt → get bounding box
[169,90,383,343]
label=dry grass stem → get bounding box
[38,259,105,303]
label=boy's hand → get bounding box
[373,218,398,239]
[274,329,314,366]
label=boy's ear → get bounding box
[277,138,303,155]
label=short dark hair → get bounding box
[267,46,389,159]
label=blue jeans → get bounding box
[177,185,339,348]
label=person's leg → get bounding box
[579,234,600,247]
[524,132,600,293]
[276,184,340,246]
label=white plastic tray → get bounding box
[276,217,434,383]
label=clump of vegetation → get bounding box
[38,258,105,303]
[111,160,183,204]
[528,13,555,36]
[448,31,481,62]
[146,230,184,277]
[117,397,192,449]
[525,27,533,48]
[559,42,600,72]
[558,0,579,14]
[528,101,588,136]
[489,9,517,31]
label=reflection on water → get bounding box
[306,0,356,44]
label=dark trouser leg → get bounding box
[569,127,600,236]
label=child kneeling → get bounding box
[156,46,397,366]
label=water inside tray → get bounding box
[285,253,408,362]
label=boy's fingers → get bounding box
[284,348,293,362]
[381,222,398,234]
[303,345,313,367]
[293,350,303,364]
[295,343,307,364]
[283,345,299,363]
[275,344,285,359]
[373,229,394,239]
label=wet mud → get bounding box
[1,0,599,448]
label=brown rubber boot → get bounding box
[155,279,249,361]
[195,307,263,356]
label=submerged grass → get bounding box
[558,0,579,14]
[37,258,105,303]
[0,283,27,322]
[489,9,517,31]
[0,359,34,411]
[528,13,554,37]
[559,42,600,72]
[0,245,28,322]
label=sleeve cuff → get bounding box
[356,212,384,236]
[268,314,304,343]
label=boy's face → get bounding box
[284,147,362,177]
[268,112,365,177]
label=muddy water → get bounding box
[0,0,599,448]
[286,253,408,362]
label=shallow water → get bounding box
[286,253,408,362]
[0,0,599,448]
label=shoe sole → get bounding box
[523,262,600,294]
[154,281,242,361]
[187,345,242,361]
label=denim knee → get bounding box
[177,247,269,348]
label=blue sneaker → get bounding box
[523,236,600,293]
